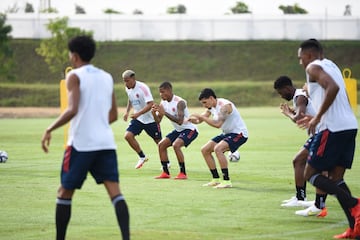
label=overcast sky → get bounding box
[0,0,359,16]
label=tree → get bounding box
[167,4,186,14]
[103,8,121,14]
[25,2,35,13]
[35,17,93,74]
[5,3,19,13]
[230,1,251,14]
[75,4,86,14]
[133,9,143,15]
[0,14,14,81]
[279,4,308,14]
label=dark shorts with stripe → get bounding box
[126,119,162,140]
[61,146,119,190]
[166,129,198,147]
[303,136,314,151]
[211,132,248,153]
[307,129,357,172]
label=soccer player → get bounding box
[151,81,198,179]
[296,39,360,239]
[41,35,129,240]
[189,88,248,188]
[274,76,327,217]
[122,70,162,169]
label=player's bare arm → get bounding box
[41,73,80,153]
[151,103,164,123]
[131,101,154,119]
[164,100,186,125]
[189,110,210,124]
[109,92,118,124]
[200,104,231,129]
[280,103,296,120]
[293,95,308,122]
[299,65,339,135]
[123,99,132,121]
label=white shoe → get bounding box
[281,197,308,207]
[214,180,232,189]
[295,204,327,217]
[135,157,148,169]
[282,196,297,203]
[202,179,221,187]
[298,200,315,208]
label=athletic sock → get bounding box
[138,151,145,158]
[309,174,358,209]
[178,162,186,175]
[315,193,327,209]
[161,161,170,174]
[55,198,72,240]
[337,180,355,228]
[112,195,130,240]
[296,185,306,200]
[210,169,220,179]
[221,168,230,181]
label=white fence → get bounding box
[6,14,360,41]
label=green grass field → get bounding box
[0,107,359,240]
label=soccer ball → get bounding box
[0,150,8,163]
[228,151,240,162]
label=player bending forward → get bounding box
[189,88,248,189]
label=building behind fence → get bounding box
[7,14,360,41]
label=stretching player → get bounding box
[274,76,327,217]
[152,81,198,179]
[189,88,248,188]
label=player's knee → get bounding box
[124,132,133,142]
[292,156,305,168]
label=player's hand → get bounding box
[296,114,318,135]
[41,130,51,153]
[188,114,201,124]
[123,112,129,121]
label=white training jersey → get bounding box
[209,98,248,137]
[161,95,198,132]
[125,80,155,124]
[66,64,117,151]
[293,89,316,117]
[306,58,358,132]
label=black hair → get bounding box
[198,88,217,100]
[159,81,172,90]
[300,38,323,54]
[68,35,96,62]
[273,76,293,90]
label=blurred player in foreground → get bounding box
[41,35,129,240]
[297,39,359,239]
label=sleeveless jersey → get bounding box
[66,64,117,151]
[306,58,358,132]
[209,98,248,137]
[125,80,155,124]
[161,95,197,132]
[293,89,316,117]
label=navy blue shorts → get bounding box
[126,119,162,140]
[303,136,314,151]
[166,129,198,147]
[61,146,119,190]
[308,129,357,172]
[211,133,248,153]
